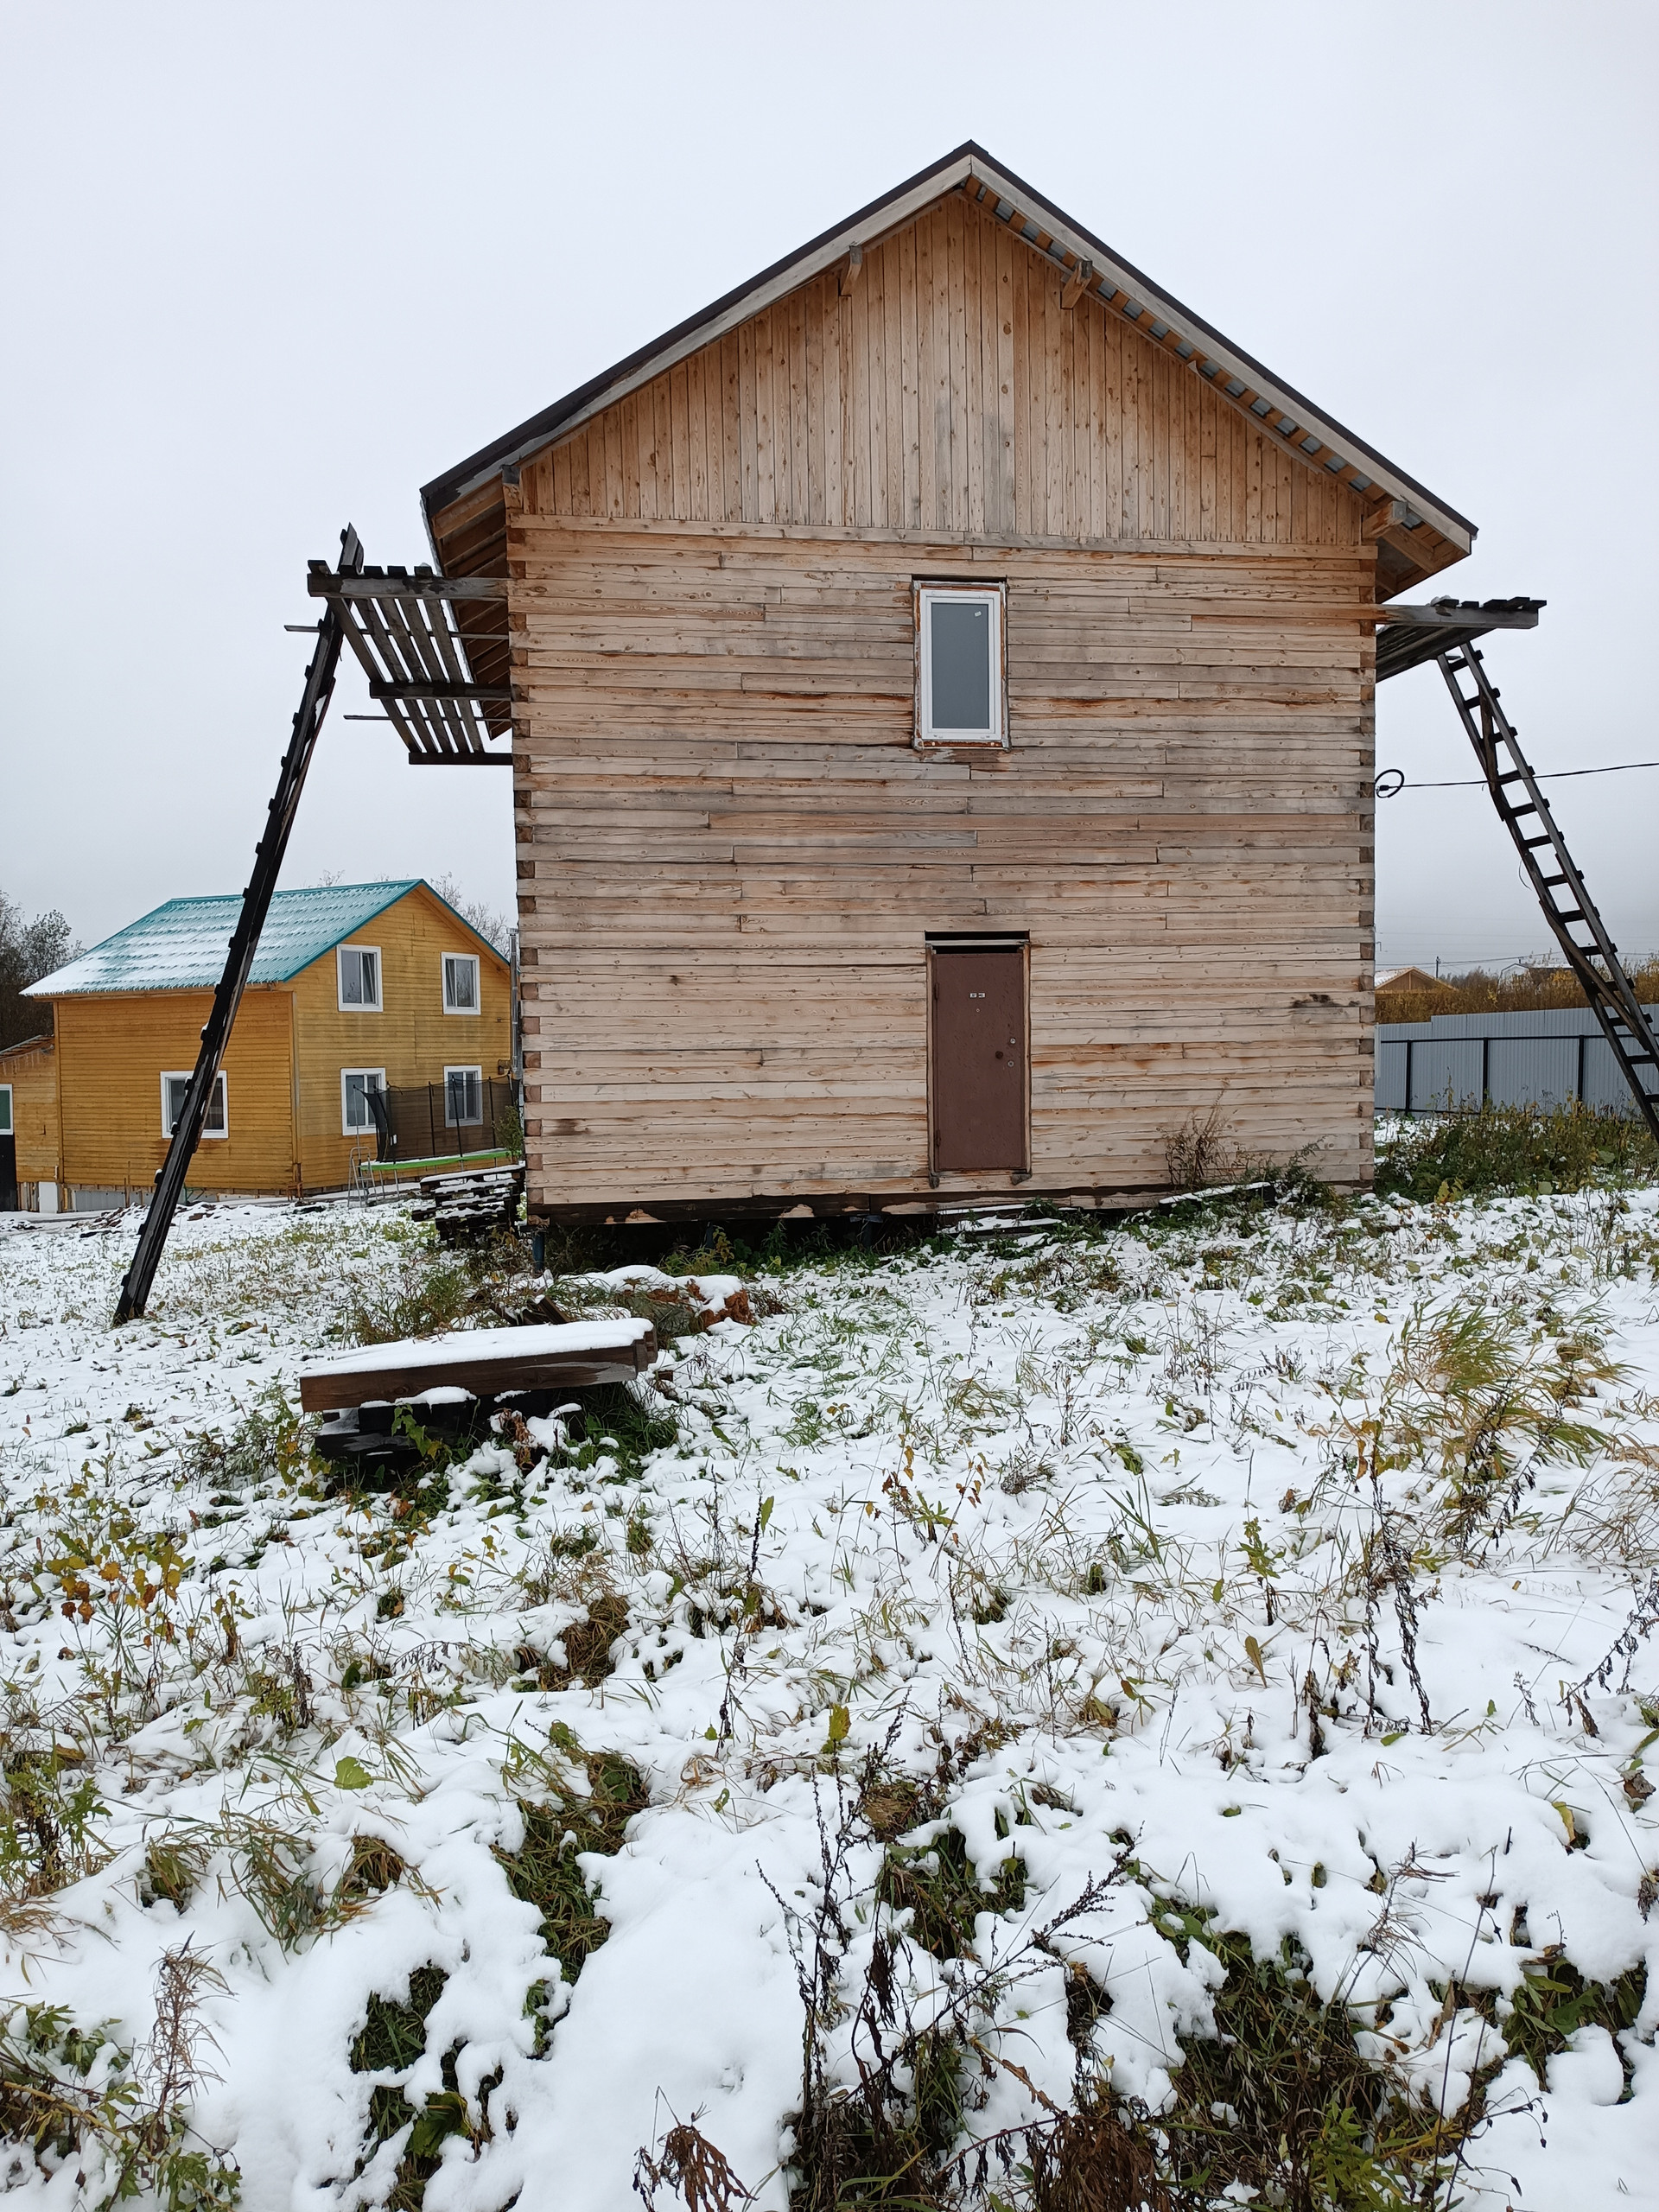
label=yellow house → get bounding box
[0,1033,60,1211]
[24,880,513,1204]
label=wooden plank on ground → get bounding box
[298,1318,658,1411]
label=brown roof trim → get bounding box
[422,140,1474,558]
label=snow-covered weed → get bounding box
[1,1186,1657,2206]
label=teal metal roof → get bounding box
[26,881,426,997]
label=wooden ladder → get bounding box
[1435,639,1659,1143]
[113,528,361,1322]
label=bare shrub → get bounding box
[634,2114,753,2210]
[1027,2081,1177,2211]
[1162,1103,1247,1192]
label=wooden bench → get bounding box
[298,1317,657,1413]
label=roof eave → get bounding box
[22,880,429,999]
[422,141,1473,563]
[421,143,982,537]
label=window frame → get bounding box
[442,1065,484,1128]
[340,1068,387,1137]
[442,951,481,1016]
[913,581,1007,749]
[336,944,384,1013]
[160,1070,228,1140]
[0,1084,11,1137]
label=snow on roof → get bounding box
[26,881,426,997]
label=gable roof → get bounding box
[0,1033,54,1065]
[25,880,499,998]
[423,141,1472,587]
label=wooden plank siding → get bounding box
[54,986,298,1198]
[493,189,1385,1219]
[525,193,1361,551]
[509,527,1376,1215]
[287,887,512,1188]
[1,1039,61,1189]
[45,888,512,1200]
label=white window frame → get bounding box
[337,944,383,1012]
[442,951,481,1015]
[443,1065,484,1128]
[161,1071,228,1139]
[914,582,1007,748]
[0,1084,11,1137]
[340,1068,387,1137]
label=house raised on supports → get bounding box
[381,143,1480,1225]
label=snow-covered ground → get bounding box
[0,1185,1656,2209]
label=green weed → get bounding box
[1377,1100,1659,1201]
[181,1382,310,1491]
[349,1964,487,2211]
[494,1738,646,1986]
[0,1745,109,1900]
[0,1948,240,2210]
[347,1245,473,1345]
[1154,1898,1472,2211]
[1480,1954,1646,2094]
[875,1827,1026,1961]
[557,1382,678,1482]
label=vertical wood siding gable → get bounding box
[519,194,1365,548]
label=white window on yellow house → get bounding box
[341,1070,386,1136]
[338,944,382,1011]
[162,1071,227,1138]
[444,1066,483,1127]
[0,1085,11,1136]
[442,953,480,1014]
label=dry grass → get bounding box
[635,2117,755,2211]
[1378,953,1659,1028]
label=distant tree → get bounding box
[430,873,513,956]
[0,889,81,1049]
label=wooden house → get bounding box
[414,143,1475,1224]
[0,1034,58,1211]
[24,881,512,1205]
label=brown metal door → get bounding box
[931,948,1027,1172]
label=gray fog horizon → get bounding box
[4,2,1654,975]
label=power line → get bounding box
[1376,757,1659,797]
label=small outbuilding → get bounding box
[0,1034,58,1211]
[409,143,1476,1224]
[25,881,512,1205]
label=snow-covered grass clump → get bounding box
[0,1183,1656,2209]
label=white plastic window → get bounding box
[444,1066,483,1127]
[442,953,480,1014]
[341,1069,386,1135]
[161,1071,227,1138]
[916,585,1004,746]
[337,945,382,1010]
[0,1085,10,1136]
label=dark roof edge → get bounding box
[420,143,984,529]
[965,148,1476,545]
[421,140,1474,552]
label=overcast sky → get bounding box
[4,2,1654,970]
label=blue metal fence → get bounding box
[1377,1006,1659,1115]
